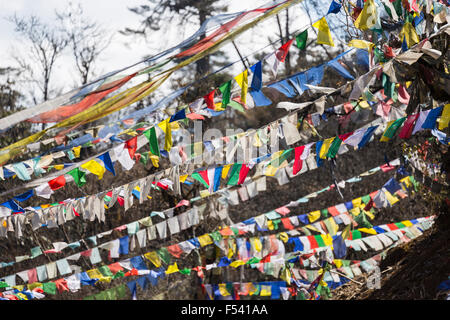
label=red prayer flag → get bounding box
[276,39,294,62]
[125,136,138,159]
[204,89,216,110]
[293,145,305,175]
[48,175,66,191]
[237,164,250,185]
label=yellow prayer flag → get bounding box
[54,164,64,170]
[87,268,103,279]
[200,190,210,198]
[401,220,413,227]
[260,285,272,296]
[364,209,375,220]
[279,232,289,243]
[264,164,278,177]
[98,276,112,283]
[333,259,342,268]
[253,132,262,147]
[28,282,42,291]
[150,155,160,168]
[73,145,81,158]
[306,225,320,233]
[197,234,213,247]
[380,120,395,142]
[326,217,339,236]
[354,0,378,30]
[399,22,420,48]
[234,69,248,105]
[251,237,262,252]
[13,285,24,291]
[166,262,179,274]
[359,228,377,235]
[158,118,173,151]
[385,190,399,205]
[438,104,450,130]
[218,283,230,296]
[180,174,188,183]
[352,197,362,208]
[221,164,232,179]
[81,159,105,180]
[144,251,161,268]
[322,234,333,246]
[229,260,246,268]
[400,176,412,188]
[267,220,274,230]
[348,39,375,51]
[307,210,321,223]
[319,137,335,159]
[350,207,361,217]
[280,267,291,285]
[312,17,334,47]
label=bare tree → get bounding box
[121,0,227,75]
[56,2,113,86]
[8,14,69,104]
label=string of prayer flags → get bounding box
[312,17,334,47]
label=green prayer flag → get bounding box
[227,163,242,186]
[43,282,56,295]
[0,281,8,288]
[321,209,329,218]
[383,117,407,139]
[191,172,209,188]
[157,247,171,265]
[272,219,281,230]
[326,137,342,158]
[144,127,160,156]
[314,235,326,247]
[219,80,232,109]
[112,270,125,279]
[228,99,245,113]
[67,167,86,187]
[296,30,308,50]
[361,194,371,204]
[179,268,192,275]
[247,257,261,265]
[342,260,351,267]
[270,149,293,167]
[209,231,222,243]
[98,265,114,277]
[395,222,406,229]
[139,152,149,165]
[351,230,362,239]
[354,212,373,229]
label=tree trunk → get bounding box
[196,8,210,76]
